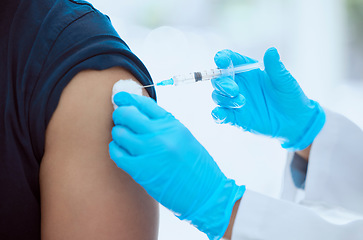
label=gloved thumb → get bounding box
[264,47,295,90]
[214,49,257,69]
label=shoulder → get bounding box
[21,0,155,158]
[9,0,114,75]
[44,67,149,155]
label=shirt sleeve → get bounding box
[289,153,308,189]
[27,2,155,160]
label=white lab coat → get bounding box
[231,109,363,240]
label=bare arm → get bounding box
[40,67,158,240]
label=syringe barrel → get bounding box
[172,72,198,86]
[173,69,224,85]
[201,68,224,80]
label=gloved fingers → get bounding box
[211,107,236,125]
[214,49,258,69]
[112,105,151,134]
[211,107,251,131]
[114,92,168,119]
[263,47,296,89]
[112,126,148,156]
[211,76,240,98]
[212,90,246,109]
[109,141,133,170]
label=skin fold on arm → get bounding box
[39,67,159,240]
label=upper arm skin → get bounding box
[40,67,158,240]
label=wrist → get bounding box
[223,198,241,240]
[296,144,312,161]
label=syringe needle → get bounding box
[143,78,174,88]
[143,84,155,88]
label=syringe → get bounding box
[143,62,263,88]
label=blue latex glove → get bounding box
[211,48,326,151]
[109,92,245,240]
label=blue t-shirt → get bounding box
[0,0,155,238]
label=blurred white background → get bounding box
[89,0,363,239]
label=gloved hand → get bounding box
[109,92,245,240]
[211,47,326,151]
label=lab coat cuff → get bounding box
[231,190,301,239]
[231,190,268,239]
[304,109,340,201]
[304,108,363,212]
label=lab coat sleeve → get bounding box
[231,109,363,240]
[302,109,363,213]
[281,109,363,212]
[231,190,363,240]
